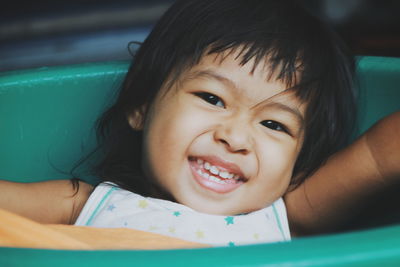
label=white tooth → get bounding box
[204,162,211,170]
[210,166,219,175]
[227,173,234,179]
[211,175,227,184]
[209,175,219,182]
[202,172,210,179]
[197,158,204,164]
[219,171,229,179]
[197,169,203,175]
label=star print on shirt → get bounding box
[225,216,234,225]
[107,204,116,211]
[173,211,181,217]
[196,230,205,239]
[253,233,260,240]
[138,199,148,209]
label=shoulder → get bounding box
[35,179,95,224]
[0,179,94,224]
[37,179,94,224]
[68,180,94,224]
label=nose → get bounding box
[213,118,251,154]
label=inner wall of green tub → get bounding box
[0,56,399,186]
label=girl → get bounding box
[1,0,399,246]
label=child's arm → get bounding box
[285,111,400,236]
[0,179,93,224]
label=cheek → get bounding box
[141,103,177,178]
[143,115,181,173]
[142,102,204,183]
[257,139,299,185]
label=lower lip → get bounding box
[189,159,243,194]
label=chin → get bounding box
[184,200,245,215]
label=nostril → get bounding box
[214,125,250,153]
[219,139,229,146]
[236,148,248,154]
[218,138,249,154]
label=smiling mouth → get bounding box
[188,156,247,193]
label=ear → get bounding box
[127,105,147,131]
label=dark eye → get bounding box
[260,120,288,133]
[194,92,225,107]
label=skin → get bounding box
[0,53,398,236]
[1,112,398,231]
[131,52,306,215]
[0,179,93,224]
[285,111,400,236]
[0,51,306,223]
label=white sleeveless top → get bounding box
[75,183,291,246]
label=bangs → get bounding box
[152,0,322,101]
[208,40,303,91]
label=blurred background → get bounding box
[0,0,399,72]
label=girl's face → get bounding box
[131,52,306,215]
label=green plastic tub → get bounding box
[1,56,400,266]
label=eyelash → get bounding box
[194,92,290,135]
[194,92,225,108]
[260,120,290,134]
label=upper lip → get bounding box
[190,155,247,180]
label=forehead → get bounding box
[176,51,298,104]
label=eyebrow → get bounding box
[185,69,304,126]
[263,101,304,128]
[185,70,241,92]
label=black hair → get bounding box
[92,0,356,195]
